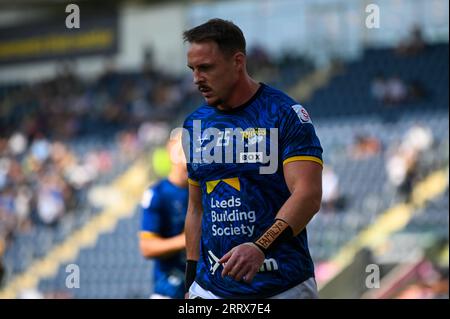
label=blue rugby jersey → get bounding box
[182,83,323,298]
[140,179,188,298]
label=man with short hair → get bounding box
[182,18,323,299]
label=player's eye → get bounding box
[198,65,212,72]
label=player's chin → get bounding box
[205,96,219,106]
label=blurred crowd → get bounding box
[0,62,194,277]
[371,74,427,106]
[370,26,429,107]
[395,25,426,57]
[321,122,437,214]
[0,129,150,249]
[0,62,197,141]
[385,124,434,200]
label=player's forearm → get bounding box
[184,205,202,261]
[140,233,185,258]
[275,188,321,236]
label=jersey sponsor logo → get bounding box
[259,258,279,272]
[210,195,241,207]
[206,178,240,194]
[240,128,266,147]
[247,135,264,145]
[240,128,267,139]
[239,152,263,163]
[207,250,221,275]
[209,194,256,238]
[211,223,255,237]
[207,250,278,275]
[291,104,312,124]
[210,209,256,237]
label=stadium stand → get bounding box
[0,53,317,297]
[32,45,450,298]
[305,43,448,118]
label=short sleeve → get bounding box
[279,104,323,166]
[140,187,162,237]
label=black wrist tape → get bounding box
[253,219,294,256]
[185,260,197,293]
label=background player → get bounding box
[139,131,188,299]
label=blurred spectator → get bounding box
[386,124,433,200]
[386,143,418,200]
[30,135,51,163]
[321,165,344,212]
[395,25,426,56]
[0,157,9,189]
[137,121,170,147]
[8,132,27,157]
[371,74,427,105]
[14,185,33,232]
[349,133,381,160]
[117,130,141,163]
[385,76,408,105]
[36,173,66,226]
[0,186,17,244]
[371,74,387,103]
[403,124,434,153]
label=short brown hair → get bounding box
[183,18,246,56]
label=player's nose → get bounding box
[193,70,204,85]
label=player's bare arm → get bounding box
[184,182,203,297]
[276,160,323,235]
[139,232,185,259]
[220,160,322,283]
[185,183,203,261]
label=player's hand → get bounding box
[219,243,265,284]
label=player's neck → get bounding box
[217,76,260,111]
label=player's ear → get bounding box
[234,52,245,71]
